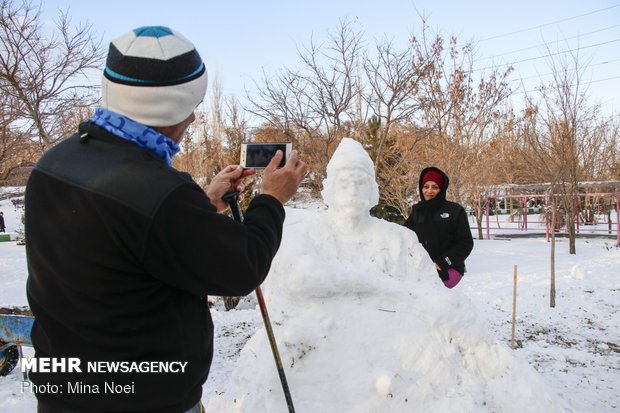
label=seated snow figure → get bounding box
[270,138,433,299]
[206,138,566,413]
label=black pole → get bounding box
[221,191,296,413]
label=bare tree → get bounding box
[224,95,251,164]
[601,118,620,179]
[359,32,439,219]
[517,104,565,308]
[362,36,429,171]
[412,25,513,233]
[0,0,104,184]
[524,40,601,255]
[0,101,37,184]
[246,19,362,193]
[175,77,233,187]
[375,124,429,219]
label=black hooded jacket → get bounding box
[25,122,285,413]
[403,167,473,274]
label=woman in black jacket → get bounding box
[404,167,473,288]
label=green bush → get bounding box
[371,203,405,224]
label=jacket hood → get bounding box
[417,166,450,207]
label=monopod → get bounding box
[222,191,296,413]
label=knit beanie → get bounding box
[422,170,444,189]
[101,26,208,127]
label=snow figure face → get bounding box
[327,168,373,212]
[321,138,379,215]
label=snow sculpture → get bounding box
[206,138,566,413]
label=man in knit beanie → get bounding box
[25,26,306,413]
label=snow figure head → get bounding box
[321,138,379,217]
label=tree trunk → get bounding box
[566,192,577,255]
[475,206,484,240]
[223,296,241,311]
[567,218,576,255]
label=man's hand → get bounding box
[207,165,256,212]
[261,150,307,204]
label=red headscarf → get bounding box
[422,170,443,189]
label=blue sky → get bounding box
[40,0,620,115]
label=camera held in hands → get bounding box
[240,142,292,169]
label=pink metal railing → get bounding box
[475,192,620,245]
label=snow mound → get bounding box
[569,265,587,280]
[205,209,566,413]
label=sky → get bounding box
[38,0,620,116]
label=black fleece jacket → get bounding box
[403,167,473,275]
[25,122,285,413]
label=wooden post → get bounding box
[545,195,550,242]
[550,203,556,308]
[523,196,528,231]
[511,265,518,350]
[616,192,620,247]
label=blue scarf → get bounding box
[89,108,180,165]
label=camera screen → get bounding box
[244,144,288,168]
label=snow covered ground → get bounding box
[0,192,618,412]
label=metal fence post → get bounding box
[616,192,620,246]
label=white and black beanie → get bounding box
[101,26,208,127]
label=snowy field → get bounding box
[0,191,618,412]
